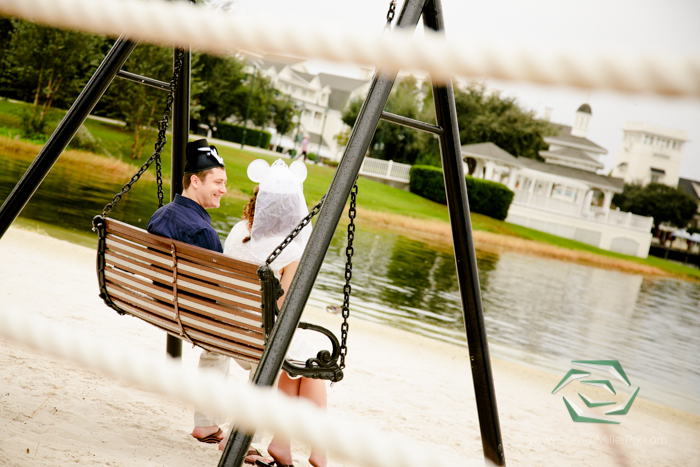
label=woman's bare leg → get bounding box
[299,377,327,467]
[266,372,298,465]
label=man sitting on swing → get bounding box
[146,139,230,444]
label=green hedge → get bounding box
[409,165,514,220]
[215,122,271,149]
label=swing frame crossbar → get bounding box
[116,69,171,91]
[0,0,506,465]
[380,111,443,135]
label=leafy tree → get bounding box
[191,53,246,135]
[271,95,295,136]
[100,44,173,159]
[192,55,290,140]
[454,82,555,161]
[341,76,424,164]
[339,78,552,165]
[0,20,104,137]
[612,183,698,230]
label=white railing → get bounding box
[513,190,654,232]
[513,192,580,216]
[359,157,411,183]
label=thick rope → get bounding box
[0,308,474,467]
[1,0,699,97]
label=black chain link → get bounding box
[338,183,357,370]
[384,0,397,32]
[99,48,186,218]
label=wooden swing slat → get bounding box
[179,311,264,348]
[105,251,261,311]
[105,267,174,302]
[105,255,262,313]
[112,299,181,334]
[173,244,260,276]
[106,234,173,266]
[177,295,264,331]
[106,267,266,336]
[106,284,175,320]
[106,220,175,253]
[187,328,264,360]
[107,284,266,351]
[177,258,261,289]
[106,233,262,291]
[105,261,267,333]
[105,251,173,284]
[176,277,261,309]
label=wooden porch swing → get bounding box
[92,48,355,383]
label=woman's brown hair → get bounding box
[241,186,259,243]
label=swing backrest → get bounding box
[96,217,272,364]
[94,217,344,381]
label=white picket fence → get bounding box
[359,157,411,183]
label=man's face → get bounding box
[192,167,227,209]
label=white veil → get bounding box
[248,159,311,267]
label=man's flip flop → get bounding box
[192,428,224,444]
[255,460,294,467]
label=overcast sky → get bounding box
[213,0,700,180]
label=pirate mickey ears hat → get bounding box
[185,139,225,173]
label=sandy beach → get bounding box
[1,226,698,467]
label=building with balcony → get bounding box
[243,53,370,160]
[610,122,688,187]
[462,105,654,258]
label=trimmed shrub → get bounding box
[307,153,316,161]
[409,165,514,220]
[409,165,447,204]
[215,122,271,149]
[464,176,514,221]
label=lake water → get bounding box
[2,151,699,415]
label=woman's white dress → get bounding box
[224,221,321,367]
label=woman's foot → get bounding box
[308,451,327,467]
[266,439,293,466]
[216,440,274,466]
[191,426,224,444]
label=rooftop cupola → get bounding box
[571,103,592,138]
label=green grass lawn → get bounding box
[2,98,699,281]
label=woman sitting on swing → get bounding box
[221,158,327,467]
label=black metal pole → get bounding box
[423,0,506,465]
[218,2,427,466]
[0,36,138,239]
[167,11,192,359]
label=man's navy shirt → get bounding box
[147,194,223,253]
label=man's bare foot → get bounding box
[266,439,293,466]
[191,425,224,444]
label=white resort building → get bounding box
[243,53,370,160]
[463,104,654,258]
[610,122,688,187]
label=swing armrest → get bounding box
[283,322,343,382]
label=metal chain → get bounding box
[265,182,358,370]
[384,0,396,32]
[338,182,357,370]
[99,47,186,218]
[265,194,326,265]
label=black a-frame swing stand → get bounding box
[0,0,506,465]
[222,1,506,466]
